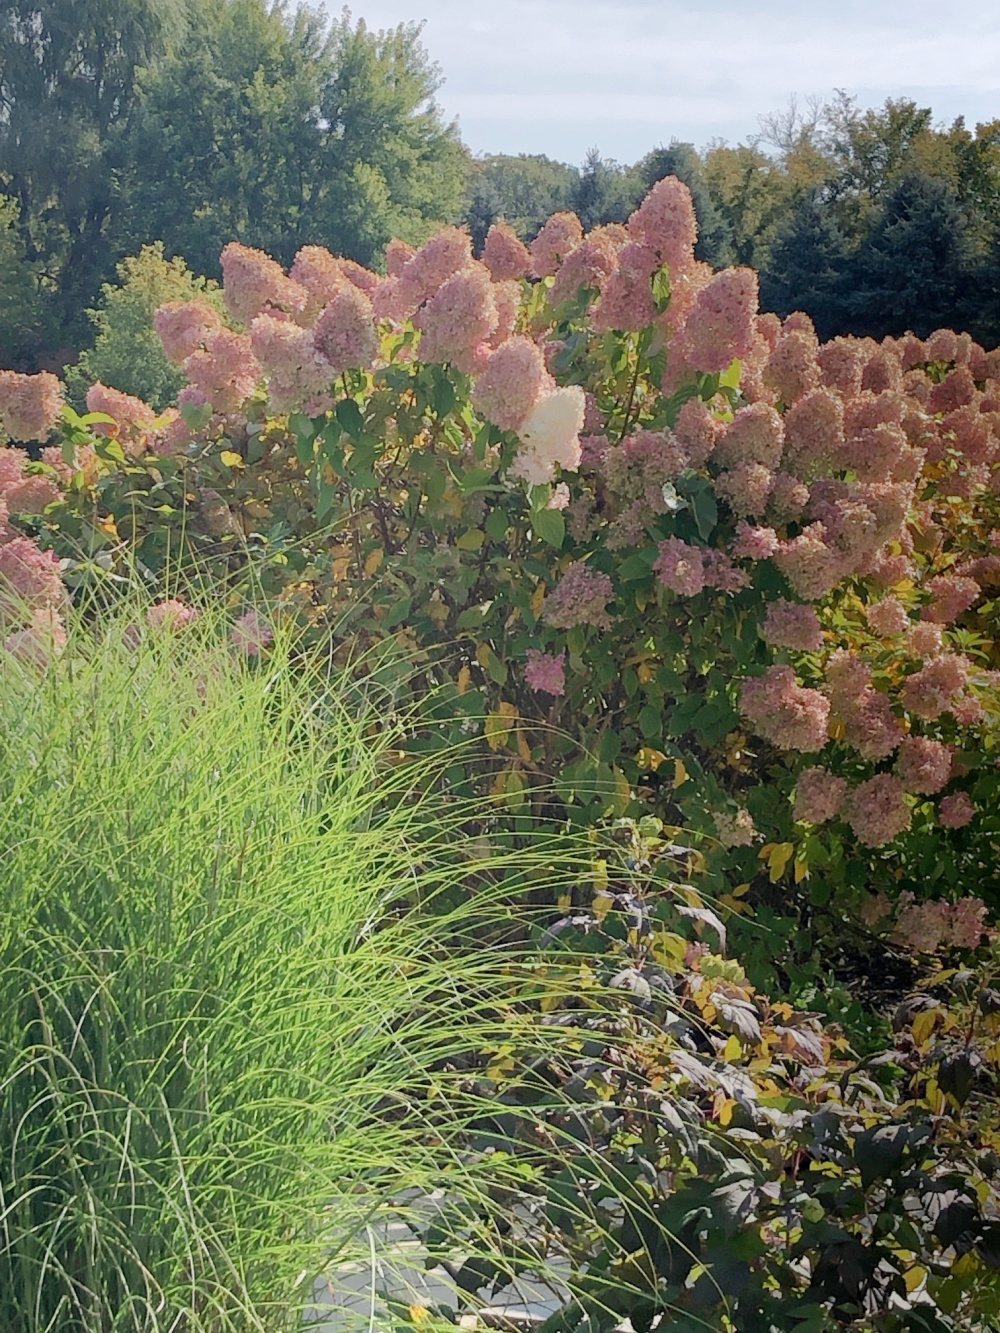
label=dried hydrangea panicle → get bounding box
[154,299,223,364]
[220,242,307,325]
[673,395,722,468]
[249,315,332,414]
[529,212,583,279]
[524,648,566,696]
[714,807,756,848]
[512,385,586,485]
[626,175,697,273]
[675,267,759,374]
[543,560,614,630]
[714,402,784,471]
[0,370,64,443]
[760,599,824,651]
[591,242,658,333]
[414,262,498,374]
[181,329,260,415]
[653,536,705,596]
[793,767,847,823]
[481,221,531,282]
[893,894,952,952]
[939,791,975,828]
[472,337,555,433]
[895,735,953,795]
[311,285,379,377]
[845,774,911,848]
[602,429,689,546]
[739,665,830,753]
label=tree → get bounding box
[760,193,852,338]
[0,0,184,337]
[635,142,734,267]
[64,243,224,410]
[570,148,641,232]
[846,173,976,338]
[121,4,466,274]
[463,154,578,250]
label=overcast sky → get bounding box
[338,0,1000,164]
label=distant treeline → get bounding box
[3,0,1000,371]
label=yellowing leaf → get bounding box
[731,882,751,898]
[793,855,809,884]
[530,582,546,618]
[219,449,243,467]
[363,547,384,576]
[456,527,485,550]
[766,842,795,883]
[593,891,615,923]
[723,1033,742,1062]
[456,664,471,695]
[485,701,518,751]
[636,747,667,771]
[912,1007,942,1047]
[672,759,688,790]
[903,1265,928,1295]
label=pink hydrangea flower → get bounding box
[921,574,980,624]
[543,561,614,630]
[4,605,67,672]
[249,315,331,414]
[182,329,260,414]
[414,262,498,374]
[530,212,584,278]
[760,599,824,652]
[939,791,975,828]
[950,895,988,947]
[146,599,200,631]
[739,666,830,753]
[900,654,970,719]
[675,267,759,374]
[230,608,273,655]
[774,524,844,600]
[0,370,64,443]
[384,238,415,277]
[714,403,785,471]
[866,598,909,637]
[861,345,903,394]
[154,299,223,364]
[844,774,911,848]
[392,227,474,318]
[591,242,658,333]
[220,242,307,325]
[783,388,844,477]
[713,807,757,848]
[794,767,847,823]
[627,176,697,274]
[602,429,688,547]
[473,337,555,433]
[653,536,705,596]
[895,735,953,795]
[524,648,566,696]
[702,549,750,592]
[481,221,532,281]
[767,471,809,523]
[929,365,976,415]
[673,396,722,468]
[311,284,379,377]
[764,330,820,405]
[714,463,773,518]
[894,894,952,953]
[907,622,944,657]
[0,537,63,619]
[731,522,778,561]
[817,337,866,396]
[550,228,622,305]
[489,279,521,348]
[0,446,60,514]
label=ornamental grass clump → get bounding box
[0,600,582,1333]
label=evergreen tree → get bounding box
[760,193,852,338]
[463,154,578,250]
[571,148,640,232]
[636,143,734,267]
[846,173,976,338]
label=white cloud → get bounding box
[341,0,1000,161]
